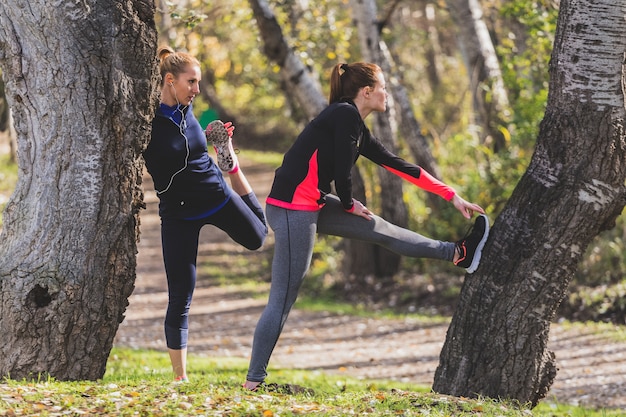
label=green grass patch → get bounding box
[0,347,621,416]
[0,152,16,192]
[197,249,272,286]
[0,152,17,227]
[553,320,626,343]
[243,149,284,168]
[296,295,450,324]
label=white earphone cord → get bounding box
[156,83,190,195]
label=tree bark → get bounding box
[433,0,626,406]
[0,0,157,380]
[422,2,443,91]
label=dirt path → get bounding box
[114,157,626,410]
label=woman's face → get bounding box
[369,72,388,112]
[165,64,201,106]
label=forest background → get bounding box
[0,0,624,324]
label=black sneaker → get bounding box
[454,214,489,273]
[205,120,238,172]
[253,382,315,396]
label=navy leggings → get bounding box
[161,192,267,349]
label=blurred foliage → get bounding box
[577,221,626,287]
[158,0,297,147]
[388,0,558,270]
[559,279,626,324]
[156,0,358,151]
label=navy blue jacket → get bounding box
[144,103,230,219]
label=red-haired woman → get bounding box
[243,62,489,390]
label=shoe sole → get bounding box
[206,120,236,172]
[466,214,490,274]
[251,382,315,395]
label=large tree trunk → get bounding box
[433,0,626,406]
[0,0,157,380]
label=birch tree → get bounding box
[247,0,326,119]
[349,0,407,276]
[447,0,512,151]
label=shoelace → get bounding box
[453,221,478,265]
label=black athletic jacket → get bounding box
[266,100,455,212]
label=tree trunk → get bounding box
[342,168,378,277]
[351,0,406,276]
[247,0,327,119]
[0,0,157,380]
[447,0,511,151]
[379,40,446,211]
[422,2,443,91]
[433,0,626,406]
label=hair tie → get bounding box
[340,63,349,72]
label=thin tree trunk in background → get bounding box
[447,0,511,151]
[423,2,443,90]
[351,0,405,277]
[0,0,157,380]
[434,0,626,405]
[342,168,378,278]
[247,0,327,119]
[380,41,446,211]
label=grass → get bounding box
[554,320,626,343]
[0,152,17,228]
[4,347,620,417]
[0,347,622,416]
[296,295,451,325]
[243,149,284,168]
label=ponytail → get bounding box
[328,62,381,103]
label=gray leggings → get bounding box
[245,195,455,382]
